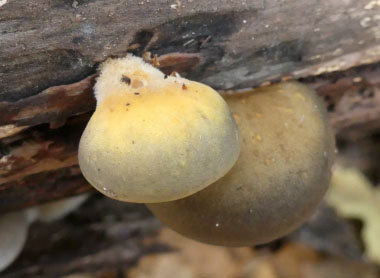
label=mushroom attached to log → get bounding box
[78,55,240,203]
[148,82,335,246]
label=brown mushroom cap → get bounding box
[78,55,240,203]
[148,81,335,246]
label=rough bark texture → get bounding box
[1,0,380,276]
[1,64,380,213]
[1,0,380,102]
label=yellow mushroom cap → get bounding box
[148,81,335,246]
[78,55,240,203]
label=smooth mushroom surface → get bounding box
[79,55,240,203]
[0,211,28,272]
[148,82,335,246]
[37,194,90,222]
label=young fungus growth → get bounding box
[148,82,335,246]
[0,194,90,273]
[0,211,28,272]
[79,55,240,203]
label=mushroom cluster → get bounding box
[78,55,335,246]
[148,82,335,246]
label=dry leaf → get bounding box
[127,228,254,278]
[325,166,380,263]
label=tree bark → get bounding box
[1,0,380,224]
[0,0,380,276]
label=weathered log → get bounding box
[0,0,380,218]
[1,0,380,102]
[1,62,380,138]
[1,0,380,276]
[1,64,380,213]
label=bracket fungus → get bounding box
[78,55,240,203]
[148,82,335,246]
